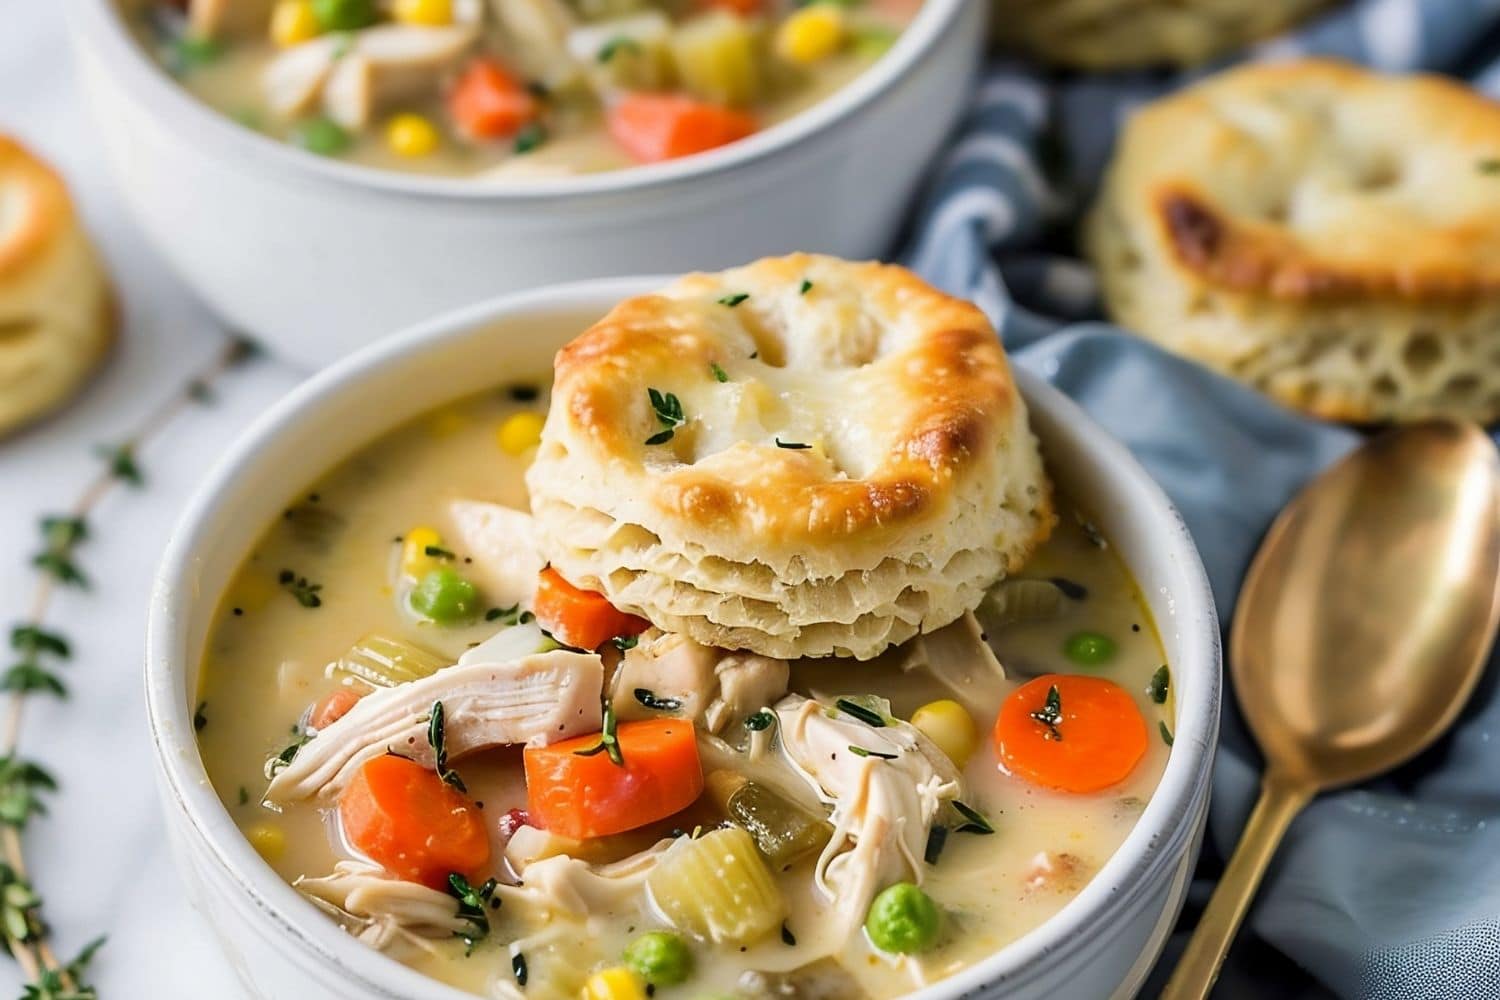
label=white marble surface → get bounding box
[0,2,302,993]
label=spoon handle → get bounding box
[1159,776,1313,1000]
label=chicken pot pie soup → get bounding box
[124,0,920,178]
[196,258,1176,999]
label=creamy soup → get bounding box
[196,381,1174,1000]
[125,0,919,178]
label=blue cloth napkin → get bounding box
[903,3,1500,997]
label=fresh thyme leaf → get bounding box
[0,758,57,828]
[847,744,898,760]
[799,279,813,295]
[1159,721,1175,747]
[264,733,310,779]
[835,698,887,728]
[1,664,66,698]
[187,378,215,404]
[28,934,107,1000]
[507,383,540,403]
[446,873,498,955]
[780,922,797,946]
[612,634,640,652]
[0,862,43,952]
[633,688,682,712]
[644,428,676,445]
[39,516,87,551]
[923,825,948,865]
[94,443,144,487]
[597,35,640,62]
[710,361,729,382]
[513,122,547,155]
[952,800,994,835]
[31,552,87,588]
[486,603,528,625]
[277,569,323,608]
[745,709,775,732]
[574,702,624,766]
[427,701,467,792]
[9,627,69,659]
[193,701,208,732]
[1051,576,1088,600]
[1029,683,1064,741]
[774,438,811,450]
[1480,159,1500,174]
[717,292,749,307]
[238,786,250,807]
[645,388,686,445]
[423,545,456,560]
[1149,665,1170,705]
[511,951,528,986]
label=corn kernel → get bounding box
[775,5,846,65]
[246,823,286,863]
[385,113,441,158]
[911,699,979,768]
[401,526,444,578]
[581,968,648,1000]
[270,0,321,47]
[497,411,546,456]
[393,0,452,25]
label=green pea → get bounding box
[1064,631,1117,666]
[290,117,352,157]
[623,930,693,986]
[166,35,223,75]
[410,568,480,624]
[311,0,378,31]
[864,882,940,955]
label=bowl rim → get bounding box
[146,276,1222,999]
[71,0,969,204]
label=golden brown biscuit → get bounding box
[527,254,1054,660]
[0,138,116,437]
[1086,60,1500,423]
[992,0,1332,70]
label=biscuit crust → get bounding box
[1087,60,1500,423]
[528,255,1054,659]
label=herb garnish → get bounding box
[94,443,143,487]
[0,759,56,827]
[924,825,948,865]
[511,950,529,986]
[612,634,640,652]
[835,698,887,728]
[423,545,456,560]
[1480,159,1500,174]
[847,745,898,760]
[238,786,250,807]
[799,279,813,295]
[486,604,533,625]
[952,800,994,835]
[1029,684,1063,741]
[1149,666,1170,705]
[597,35,640,62]
[1159,721,1175,747]
[427,701,466,792]
[193,702,208,732]
[774,438,811,450]
[634,688,682,712]
[265,733,311,779]
[278,569,323,608]
[780,922,797,946]
[447,873,498,955]
[514,122,547,155]
[710,361,729,383]
[745,709,775,732]
[5,625,71,698]
[1051,577,1088,600]
[717,292,750,307]
[507,383,540,402]
[574,702,624,766]
[645,388,686,445]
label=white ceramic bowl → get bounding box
[68,0,982,368]
[146,277,1221,1000]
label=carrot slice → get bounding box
[607,94,757,163]
[524,718,703,839]
[534,567,649,651]
[310,687,362,730]
[699,0,763,13]
[448,58,537,140]
[993,674,1149,793]
[339,755,491,889]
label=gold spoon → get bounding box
[1160,420,1500,1000]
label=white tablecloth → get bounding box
[1,2,302,992]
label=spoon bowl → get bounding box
[1163,419,1500,1000]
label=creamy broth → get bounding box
[197,382,1173,999]
[123,0,917,179]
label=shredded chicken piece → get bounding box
[262,24,478,123]
[894,612,1007,719]
[611,631,788,733]
[447,500,545,610]
[500,826,670,919]
[486,0,579,86]
[266,650,601,803]
[187,0,275,40]
[775,695,961,943]
[296,861,468,955]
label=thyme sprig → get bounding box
[574,702,624,766]
[446,873,498,955]
[1029,684,1064,741]
[645,388,685,446]
[5,626,71,699]
[427,701,466,792]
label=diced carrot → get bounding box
[699,0,764,13]
[607,94,757,164]
[534,567,649,651]
[993,674,1149,794]
[448,58,537,140]
[339,755,491,889]
[310,687,362,730]
[524,718,703,839]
